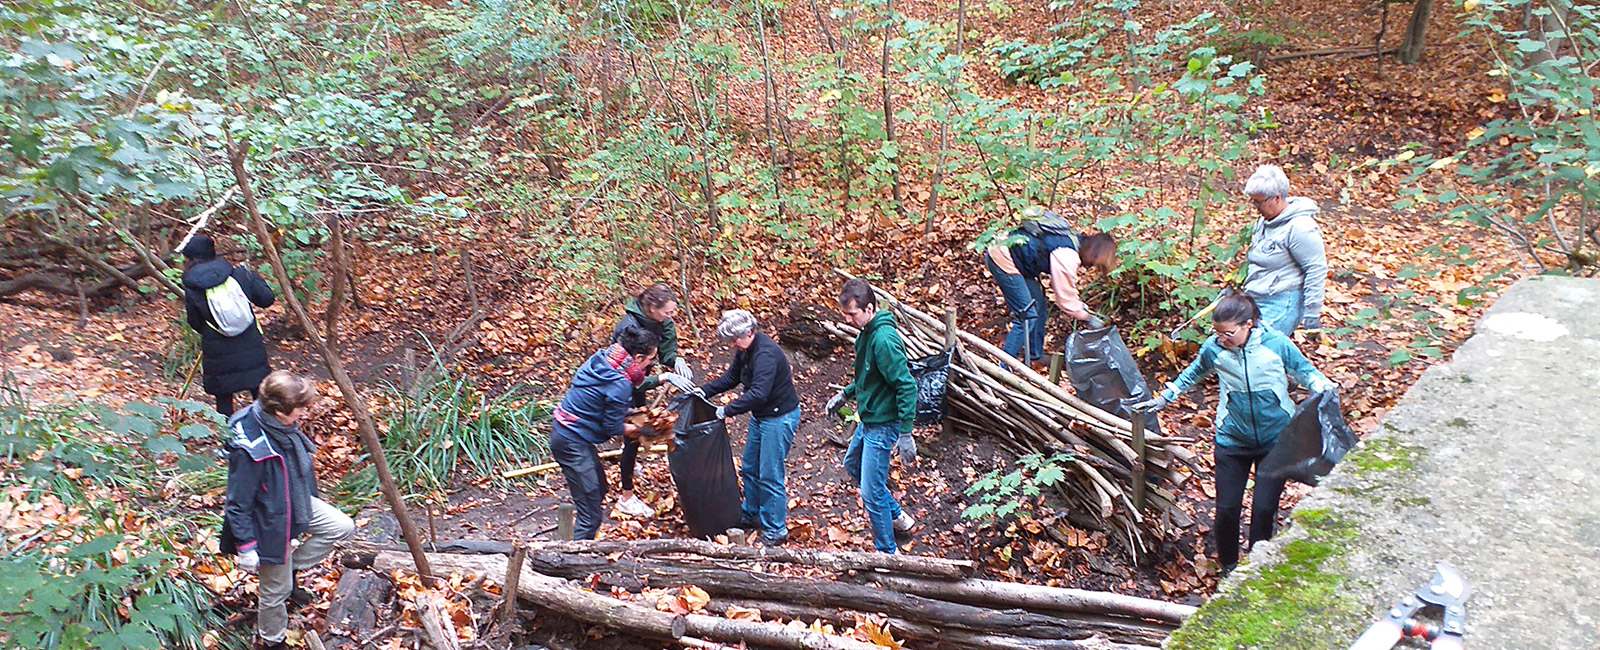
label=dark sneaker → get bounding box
[759,533,789,547]
[739,516,760,531]
[288,586,315,610]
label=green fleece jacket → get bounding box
[844,311,918,434]
[612,299,679,391]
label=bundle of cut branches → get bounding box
[354,539,1195,650]
[820,273,1199,560]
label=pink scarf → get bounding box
[604,343,648,385]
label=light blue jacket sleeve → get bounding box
[1162,341,1218,401]
[1266,336,1336,393]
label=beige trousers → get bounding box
[257,497,354,643]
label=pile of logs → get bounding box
[351,539,1195,650]
[820,275,1199,561]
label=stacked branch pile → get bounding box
[819,278,1198,560]
[355,539,1194,650]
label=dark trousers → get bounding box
[1213,444,1288,567]
[550,423,608,540]
[619,387,648,492]
[214,389,259,418]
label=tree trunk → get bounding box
[860,574,1195,625]
[707,598,1158,650]
[527,538,975,578]
[925,0,968,233]
[324,570,393,650]
[227,136,436,586]
[324,214,347,352]
[879,0,905,218]
[1397,0,1433,64]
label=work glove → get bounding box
[894,431,917,465]
[714,405,727,420]
[825,390,847,419]
[1131,395,1170,413]
[673,358,693,381]
[1298,316,1323,344]
[236,549,260,573]
[1086,314,1106,329]
[659,372,698,395]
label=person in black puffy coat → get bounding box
[180,235,276,417]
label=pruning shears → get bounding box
[1348,563,1470,650]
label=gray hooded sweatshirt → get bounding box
[1242,196,1327,323]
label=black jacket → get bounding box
[219,406,319,564]
[182,258,275,396]
[702,333,799,419]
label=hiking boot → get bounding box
[758,533,789,547]
[892,512,916,533]
[739,515,760,531]
[616,495,655,518]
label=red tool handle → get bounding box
[1349,620,1404,650]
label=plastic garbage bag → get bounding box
[1065,325,1160,434]
[668,395,743,538]
[908,350,951,426]
[1258,390,1357,486]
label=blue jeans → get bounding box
[986,253,1048,362]
[843,423,904,553]
[1253,289,1303,338]
[740,408,799,542]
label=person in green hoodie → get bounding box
[611,284,694,518]
[825,278,919,553]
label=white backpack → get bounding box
[205,275,256,336]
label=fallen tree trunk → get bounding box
[372,550,689,642]
[860,574,1195,625]
[371,551,884,650]
[511,551,1150,640]
[528,538,976,579]
[707,598,1163,650]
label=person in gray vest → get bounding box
[982,215,1118,364]
[1241,165,1328,340]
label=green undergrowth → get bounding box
[1166,508,1367,650]
[382,351,553,500]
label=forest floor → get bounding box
[0,0,1547,645]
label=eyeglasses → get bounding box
[1215,324,1248,339]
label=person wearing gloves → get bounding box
[181,234,277,417]
[611,284,692,518]
[551,326,661,540]
[220,371,355,650]
[696,310,800,546]
[1241,164,1329,340]
[982,213,1118,364]
[825,279,919,554]
[1133,295,1335,573]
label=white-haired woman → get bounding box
[696,309,800,546]
[1241,164,1329,339]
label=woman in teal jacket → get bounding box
[1135,294,1334,572]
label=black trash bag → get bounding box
[1064,326,1161,434]
[1259,390,1357,486]
[668,394,743,538]
[908,350,951,426]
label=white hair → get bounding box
[716,309,758,341]
[1243,164,1291,199]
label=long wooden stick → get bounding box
[227,136,436,585]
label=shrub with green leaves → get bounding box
[962,452,1077,522]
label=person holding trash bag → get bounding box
[611,284,692,518]
[1241,164,1328,340]
[1132,294,1334,573]
[825,279,919,553]
[551,326,661,540]
[181,234,277,418]
[221,371,355,650]
[981,210,1118,365]
[695,309,800,546]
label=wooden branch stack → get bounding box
[821,275,1198,561]
[356,538,1194,650]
